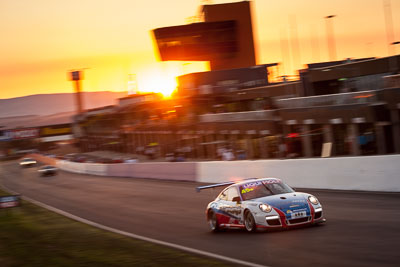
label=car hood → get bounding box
[251,193,310,213]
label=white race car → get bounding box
[38,165,58,176]
[19,157,37,167]
[197,178,326,232]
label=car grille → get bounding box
[267,219,281,226]
[288,216,310,224]
[314,211,322,219]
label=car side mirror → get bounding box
[232,196,241,203]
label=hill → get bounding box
[0,91,127,118]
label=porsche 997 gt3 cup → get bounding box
[197,178,326,232]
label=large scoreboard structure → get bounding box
[152,1,256,71]
[153,20,237,61]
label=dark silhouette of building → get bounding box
[153,1,256,71]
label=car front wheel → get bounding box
[208,211,219,232]
[244,211,257,232]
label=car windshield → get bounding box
[43,166,54,169]
[239,179,294,201]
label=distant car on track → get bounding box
[19,158,37,167]
[38,165,58,176]
[197,178,326,232]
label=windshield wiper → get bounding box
[262,184,274,195]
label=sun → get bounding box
[133,62,209,98]
[136,65,180,98]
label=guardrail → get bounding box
[196,155,400,192]
[55,159,197,181]
[199,110,276,123]
[275,90,380,109]
[383,74,400,88]
[30,154,400,192]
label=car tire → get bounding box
[244,210,257,232]
[208,210,219,232]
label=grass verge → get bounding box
[0,189,229,267]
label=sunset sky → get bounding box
[1,0,399,99]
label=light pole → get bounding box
[69,70,84,114]
[289,15,301,72]
[325,15,337,61]
[392,41,400,54]
[383,0,395,56]
[390,41,400,73]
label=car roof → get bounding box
[41,165,55,168]
[227,177,282,188]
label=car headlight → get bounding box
[259,204,272,213]
[308,195,319,205]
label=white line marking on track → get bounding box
[1,184,269,267]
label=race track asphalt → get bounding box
[1,161,400,267]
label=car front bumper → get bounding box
[255,207,325,229]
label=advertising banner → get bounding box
[0,195,20,209]
[4,128,39,140]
